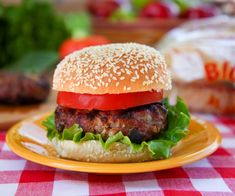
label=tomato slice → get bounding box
[57,91,163,111]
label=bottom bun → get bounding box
[51,138,154,163]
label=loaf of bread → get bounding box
[158,16,235,114]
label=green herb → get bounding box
[131,0,153,10]
[110,8,137,22]
[63,12,91,39]
[43,97,190,159]
[172,0,200,13]
[0,0,70,68]
[5,51,58,74]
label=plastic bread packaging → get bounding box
[157,16,235,114]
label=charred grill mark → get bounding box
[120,111,132,118]
[128,128,144,144]
[87,110,98,120]
[100,116,108,123]
[57,123,65,133]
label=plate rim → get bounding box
[6,113,222,174]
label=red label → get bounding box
[205,62,235,83]
[208,95,220,109]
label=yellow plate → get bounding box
[6,113,222,174]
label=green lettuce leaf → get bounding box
[148,140,174,159]
[104,132,124,149]
[162,97,190,143]
[42,97,190,159]
[42,114,58,140]
[62,124,83,140]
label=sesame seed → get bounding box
[140,68,145,74]
[130,78,136,82]
[53,43,172,93]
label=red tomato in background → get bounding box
[180,4,220,19]
[59,36,110,59]
[57,91,163,111]
[87,0,119,18]
[140,2,178,18]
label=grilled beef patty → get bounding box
[0,72,50,105]
[55,103,167,143]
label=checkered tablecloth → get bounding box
[0,114,235,196]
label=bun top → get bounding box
[53,43,171,94]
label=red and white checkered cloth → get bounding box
[0,114,235,196]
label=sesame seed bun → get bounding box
[52,138,153,163]
[53,43,171,94]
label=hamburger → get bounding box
[43,43,190,163]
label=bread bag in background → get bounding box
[158,16,235,115]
